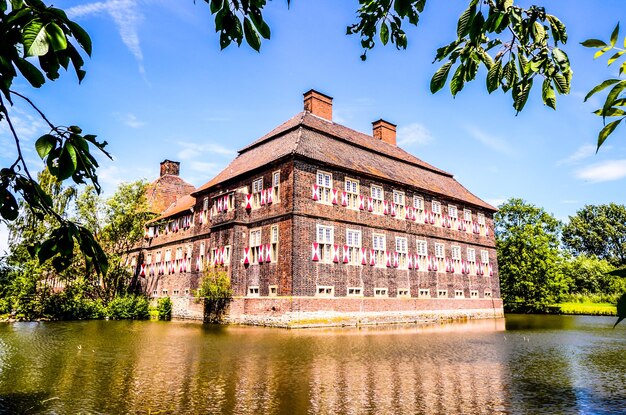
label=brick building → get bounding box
[133,90,503,326]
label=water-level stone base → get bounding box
[170,296,504,328]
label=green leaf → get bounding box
[66,20,92,56]
[513,79,533,113]
[249,8,270,39]
[457,5,475,38]
[552,48,569,72]
[621,61,626,76]
[607,50,625,66]
[0,189,19,221]
[23,19,49,57]
[580,39,608,48]
[542,78,556,110]
[595,46,612,60]
[46,22,67,52]
[602,80,626,119]
[243,17,260,51]
[486,59,502,93]
[584,79,620,102]
[450,64,465,96]
[210,0,224,14]
[597,118,622,150]
[553,73,569,94]
[35,134,56,159]
[532,21,545,43]
[593,107,626,117]
[613,292,626,328]
[380,22,389,46]
[14,58,45,87]
[610,22,620,47]
[430,61,453,93]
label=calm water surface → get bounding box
[0,315,625,414]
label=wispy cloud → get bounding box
[397,123,433,147]
[68,0,145,75]
[176,141,236,161]
[116,112,145,128]
[485,198,507,208]
[556,144,596,166]
[465,126,515,155]
[576,159,626,182]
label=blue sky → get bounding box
[1,0,626,253]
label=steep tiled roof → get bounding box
[195,111,496,212]
[146,174,195,214]
[149,194,195,222]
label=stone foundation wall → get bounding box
[171,297,204,320]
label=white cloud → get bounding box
[116,112,145,128]
[556,144,596,166]
[465,126,515,155]
[397,123,433,147]
[189,161,220,173]
[67,0,146,74]
[576,159,626,182]
[176,141,235,161]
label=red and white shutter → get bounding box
[342,245,349,263]
[393,252,399,268]
[332,245,340,263]
[383,200,389,215]
[245,194,253,210]
[311,243,320,261]
[430,212,436,224]
[360,248,367,265]
[267,188,274,204]
[265,244,272,263]
[385,251,392,267]
[223,195,229,212]
[370,249,376,266]
[312,184,320,201]
[390,203,396,217]
[414,254,420,271]
[258,245,264,264]
[405,207,412,220]
[243,247,250,265]
[341,191,348,207]
[139,264,146,277]
[407,254,413,270]
[331,189,338,205]
[424,210,430,224]
[260,189,267,206]
[358,195,365,210]
[489,264,494,276]
[367,197,374,212]
[485,226,490,237]
[217,198,223,212]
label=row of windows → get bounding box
[316,170,486,226]
[247,285,492,298]
[251,171,281,209]
[315,224,489,267]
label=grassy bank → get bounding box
[556,302,616,316]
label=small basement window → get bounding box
[455,290,464,298]
[248,286,260,296]
[269,285,278,296]
[374,288,388,297]
[419,289,430,298]
[347,287,363,296]
[437,290,448,298]
[484,291,492,297]
[397,289,410,297]
[316,286,334,297]
[470,290,479,298]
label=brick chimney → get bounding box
[303,89,333,121]
[160,159,180,177]
[372,119,397,146]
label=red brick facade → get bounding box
[130,90,503,325]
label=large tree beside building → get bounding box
[495,198,568,312]
[562,204,626,267]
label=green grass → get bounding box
[557,302,616,316]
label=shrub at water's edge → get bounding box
[157,297,172,321]
[196,266,232,323]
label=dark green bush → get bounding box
[157,297,172,320]
[107,295,150,320]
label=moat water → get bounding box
[0,315,625,414]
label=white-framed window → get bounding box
[269,285,278,296]
[464,209,472,222]
[451,245,461,273]
[437,289,448,298]
[477,212,486,226]
[345,178,359,209]
[372,233,386,267]
[418,288,430,298]
[435,243,445,271]
[416,239,428,271]
[146,253,152,264]
[156,251,162,263]
[272,170,280,202]
[397,288,410,297]
[374,288,388,297]
[252,178,263,208]
[270,225,279,262]
[199,241,206,270]
[173,289,179,296]
[484,291,492,297]
[470,290,479,298]
[347,287,363,296]
[203,197,209,212]
[162,289,168,296]
[212,193,234,216]
[448,205,458,220]
[481,250,490,264]
[223,245,231,266]
[130,256,137,267]
[371,185,384,214]
[346,229,362,265]
[455,290,464,298]
[316,171,332,203]
[467,248,476,274]
[248,286,260,296]
[395,236,408,269]
[432,201,442,226]
[316,225,334,262]
[250,228,262,263]
[164,249,172,263]
[413,195,424,222]
[393,190,406,219]
[316,285,334,297]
